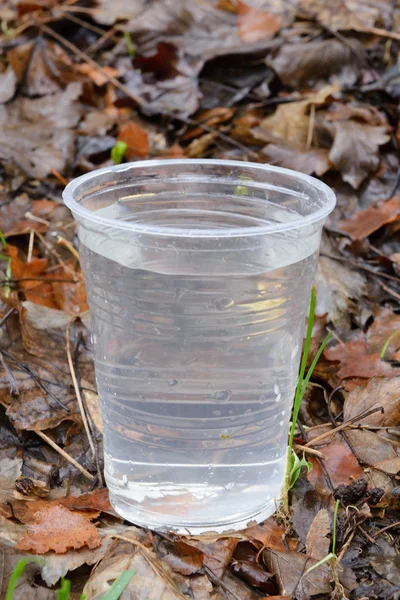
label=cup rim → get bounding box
[63,159,336,238]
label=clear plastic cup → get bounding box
[63,159,335,533]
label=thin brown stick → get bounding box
[57,235,80,261]
[373,520,400,538]
[35,429,95,481]
[66,318,96,459]
[27,230,34,263]
[357,25,400,42]
[293,444,327,459]
[305,407,384,447]
[34,230,73,274]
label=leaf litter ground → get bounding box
[0,1,400,598]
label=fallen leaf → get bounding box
[297,0,392,31]
[77,63,118,87]
[0,540,56,599]
[51,264,88,314]
[0,193,49,238]
[193,537,238,579]
[291,489,333,546]
[244,516,287,552]
[315,236,368,331]
[264,549,332,600]
[324,337,400,381]
[343,377,400,426]
[0,82,82,178]
[305,509,331,561]
[93,0,146,25]
[367,307,400,356]
[263,144,331,176]
[269,38,363,88]
[338,197,400,240]
[160,540,204,575]
[17,504,101,554]
[118,121,149,160]
[307,433,364,490]
[231,542,275,594]
[326,120,390,189]
[237,1,281,43]
[345,429,400,474]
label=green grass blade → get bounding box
[380,327,400,359]
[123,32,135,58]
[6,558,44,600]
[288,289,316,449]
[0,229,7,248]
[57,577,71,600]
[332,498,340,554]
[298,331,332,402]
[102,569,136,600]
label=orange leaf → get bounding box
[338,196,400,240]
[8,245,58,309]
[245,516,296,551]
[118,121,149,160]
[17,504,101,554]
[51,264,88,314]
[77,63,118,87]
[237,1,281,43]
[308,439,364,490]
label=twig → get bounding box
[320,253,400,283]
[306,103,315,150]
[56,235,80,262]
[35,429,95,481]
[376,279,400,302]
[372,520,400,538]
[34,230,73,274]
[357,25,400,42]
[24,211,50,226]
[66,318,96,459]
[293,444,326,459]
[305,407,384,447]
[27,230,34,264]
[0,308,17,328]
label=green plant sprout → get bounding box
[102,570,136,599]
[6,558,45,600]
[124,32,135,58]
[380,327,400,359]
[282,289,332,509]
[111,141,128,164]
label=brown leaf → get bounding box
[338,197,400,240]
[193,537,238,579]
[244,516,287,552]
[51,263,88,315]
[0,82,82,178]
[161,540,204,575]
[297,0,391,31]
[324,338,400,381]
[327,120,390,189]
[0,193,48,237]
[118,121,149,160]
[17,504,101,554]
[305,509,331,561]
[237,1,281,43]
[269,39,363,88]
[77,63,118,87]
[263,144,331,176]
[367,307,400,356]
[307,434,364,490]
[344,377,400,427]
[345,429,400,474]
[264,549,332,600]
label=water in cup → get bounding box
[79,193,320,532]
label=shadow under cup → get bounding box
[63,159,335,533]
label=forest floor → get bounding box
[0,1,400,598]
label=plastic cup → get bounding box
[63,159,335,533]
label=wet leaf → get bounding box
[17,504,101,554]
[193,537,238,579]
[160,540,204,576]
[244,516,289,552]
[307,434,364,490]
[237,1,281,43]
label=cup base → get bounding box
[109,491,278,534]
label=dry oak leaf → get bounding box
[237,1,281,43]
[338,196,400,240]
[263,144,331,176]
[305,508,331,561]
[17,504,101,554]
